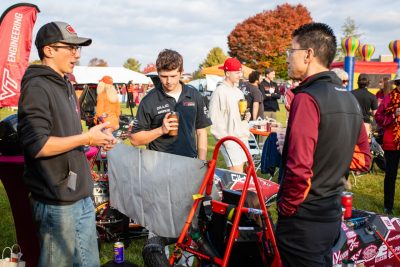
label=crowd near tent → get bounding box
[331,61,398,91]
[73,66,151,84]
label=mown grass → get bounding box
[0,103,398,266]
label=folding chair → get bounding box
[248,132,262,171]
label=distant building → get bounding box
[379,54,394,62]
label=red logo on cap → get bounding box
[66,25,76,34]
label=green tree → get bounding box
[192,47,227,79]
[29,59,41,65]
[123,58,141,72]
[336,17,364,61]
[191,69,203,80]
[88,58,108,67]
[199,47,227,69]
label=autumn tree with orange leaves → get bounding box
[143,63,156,74]
[228,4,312,79]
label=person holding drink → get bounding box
[209,57,251,173]
[130,49,211,160]
[239,99,248,120]
[375,70,400,215]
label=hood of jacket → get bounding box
[22,64,67,89]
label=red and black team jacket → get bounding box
[277,71,371,222]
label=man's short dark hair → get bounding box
[156,49,183,72]
[265,68,274,75]
[292,22,337,68]
[358,74,370,88]
[249,71,261,83]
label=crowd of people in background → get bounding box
[15,17,400,267]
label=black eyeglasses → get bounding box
[49,45,81,55]
[286,48,308,57]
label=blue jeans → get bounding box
[32,197,99,267]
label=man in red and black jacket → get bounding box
[276,23,371,267]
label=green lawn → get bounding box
[0,104,397,266]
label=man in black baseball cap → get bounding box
[18,21,115,266]
[35,21,92,49]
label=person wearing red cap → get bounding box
[17,21,116,266]
[209,57,251,173]
[94,75,121,132]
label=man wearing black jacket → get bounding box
[18,21,116,266]
[276,22,371,267]
[259,68,280,119]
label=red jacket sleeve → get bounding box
[349,123,372,172]
[278,93,319,216]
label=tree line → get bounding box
[30,4,363,80]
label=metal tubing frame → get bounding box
[170,136,281,267]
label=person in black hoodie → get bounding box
[276,23,371,267]
[18,21,116,267]
[259,68,280,119]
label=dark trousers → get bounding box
[126,92,134,108]
[384,150,400,211]
[276,215,341,267]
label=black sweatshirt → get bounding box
[18,65,92,205]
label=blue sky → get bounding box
[1,0,399,72]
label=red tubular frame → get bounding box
[170,136,281,267]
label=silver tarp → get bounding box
[107,144,208,238]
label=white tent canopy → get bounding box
[73,66,151,84]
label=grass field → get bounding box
[0,104,398,266]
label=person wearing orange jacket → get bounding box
[95,75,121,132]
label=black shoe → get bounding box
[384,208,393,215]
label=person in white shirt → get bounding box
[209,58,250,173]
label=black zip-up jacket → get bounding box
[18,65,92,205]
[259,79,280,112]
[278,71,363,222]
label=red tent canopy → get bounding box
[331,61,398,74]
[331,61,398,90]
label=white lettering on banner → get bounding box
[7,12,23,63]
[388,233,400,242]
[375,243,387,263]
[347,237,360,252]
[1,68,17,100]
[362,244,378,261]
[390,217,400,228]
[332,251,341,265]
[350,249,362,262]
[381,216,396,230]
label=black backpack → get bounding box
[78,84,97,127]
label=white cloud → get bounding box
[1,0,399,72]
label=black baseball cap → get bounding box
[35,21,92,50]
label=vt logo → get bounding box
[1,68,17,100]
